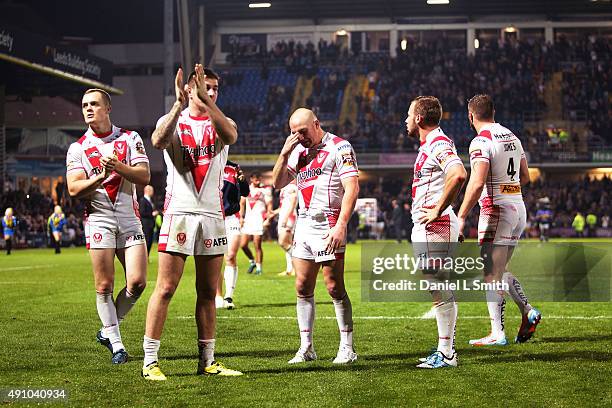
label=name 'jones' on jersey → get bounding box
[160,110,228,218]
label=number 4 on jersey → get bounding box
[507,157,517,180]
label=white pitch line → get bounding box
[177,315,612,320]
[0,264,59,272]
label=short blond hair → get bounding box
[84,88,112,106]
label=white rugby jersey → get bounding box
[245,185,272,221]
[411,127,463,223]
[469,122,526,207]
[66,125,149,220]
[278,183,298,223]
[158,109,229,218]
[287,132,359,226]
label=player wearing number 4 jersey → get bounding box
[273,108,360,365]
[407,96,467,369]
[457,94,541,347]
[66,88,150,365]
[142,64,242,381]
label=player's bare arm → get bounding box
[100,158,150,185]
[456,161,489,239]
[192,64,237,146]
[239,196,246,228]
[66,168,107,198]
[519,157,530,187]
[325,176,359,252]
[152,68,187,150]
[419,163,467,226]
[272,132,300,189]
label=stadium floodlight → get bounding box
[426,0,450,4]
[336,29,348,36]
[504,26,517,33]
[249,2,271,8]
[474,39,480,49]
[400,39,408,51]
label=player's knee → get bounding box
[157,283,178,301]
[326,285,345,300]
[129,279,146,296]
[195,285,216,301]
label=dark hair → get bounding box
[250,172,261,179]
[412,96,442,127]
[84,88,111,106]
[187,68,220,83]
[468,94,495,121]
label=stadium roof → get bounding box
[199,0,612,23]
[1,0,611,44]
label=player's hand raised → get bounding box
[175,68,188,106]
[281,132,300,157]
[193,64,213,107]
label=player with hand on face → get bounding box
[406,96,467,369]
[66,88,150,365]
[142,64,241,380]
[273,108,360,365]
[457,94,541,346]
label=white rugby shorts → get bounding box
[292,212,345,263]
[241,211,265,236]
[411,210,459,269]
[224,213,242,238]
[478,201,526,246]
[158,214,227,256]
[85,216,145,250]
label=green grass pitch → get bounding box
[0,241,611,407]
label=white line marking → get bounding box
[177,315,612,320]
[0,264,59,272]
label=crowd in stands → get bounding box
[222,34,610,154]
[0,187,86,248]
[1,174,610,248]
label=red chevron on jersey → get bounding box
[179,122,215,193]
[248,191,262,209]
[297,149,329,209]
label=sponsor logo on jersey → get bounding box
[135,141,146,154]
[114,143,126,156]
[93,232,102,243]
[126,233,145,243]
[297,167,323,182]
[500,184,521,194]
[177,232,187,245]
[203,237,228,249]
[88,150,101,158]
[213,237,227,247]
[316,249,332,257]
[181,144,216,162]
[341,152,356,168]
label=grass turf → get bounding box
[0,241,610,407]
